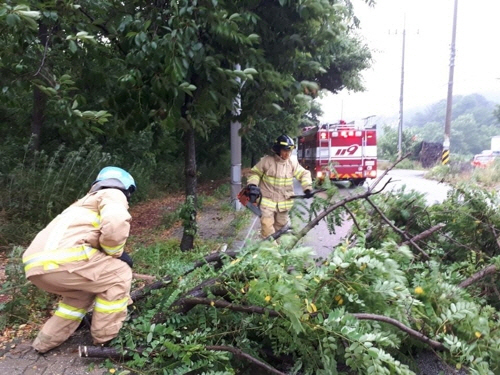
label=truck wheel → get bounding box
[351,178,366,187]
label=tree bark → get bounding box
[180,123,198,251]
[458,265,497,288]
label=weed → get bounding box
[131,240,209,278]
[219,201,233,212]
[212,183,230,199]
[230,210,251,232]
[0,246,53,329]
[162,209,180,230]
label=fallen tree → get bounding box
[81,155,500,375]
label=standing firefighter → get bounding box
[247,134,313,238]
[23,166,136,353]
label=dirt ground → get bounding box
[128,177,247,247]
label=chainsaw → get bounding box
[238,185,262,217]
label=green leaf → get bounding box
[16,10,40,19]
[243,68,258,75]
[6,13,20,27]
[68,40,77,53]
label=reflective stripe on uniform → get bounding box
[23,246,98,272]
[54,302,87,321]
[94,297,128,314]
[261,197,294,211]
[101,242,125,255]
[261,174,293,187]
[247,166,263,186]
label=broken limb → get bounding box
[399,223,446,247]
[365,196,430,259]
[131,250,238,302]
[79,343,286,375]
[292,178,392,248]
[458,264,498,288]
[82,297,445,361]
[366,152,412,193]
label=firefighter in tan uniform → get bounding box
[23,166,136,353]
[247,134,313,238]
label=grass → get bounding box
[425,159,500,190]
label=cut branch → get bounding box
[400,223,446,246]
[205,346,286,375]
[80,344,286,375]
[458,265,498,288]
[132,273,156,282]
[163,298,445,351]
[352,313,445,350]
[131,250,238,302]
[366,152,412,193]
[365,196,430,259]
[292,179,391,248]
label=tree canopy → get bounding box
[0,0,373,247]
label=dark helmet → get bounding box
[272,134,295,154]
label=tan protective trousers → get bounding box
[260,206,289,239]
[28,258,132,353]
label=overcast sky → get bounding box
[319,0,500,124]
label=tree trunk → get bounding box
[180,124,197,251]
[31,23,49,151]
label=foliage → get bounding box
[407,94,500,156]
[0,246,53,330]
[0,142,114,247]
[8,173,500,373]
[377,125,418,161]
[470,159,500,186]
[0,0,373,250]
[107,183,500,374]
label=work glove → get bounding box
[119,252,133,268]
[247,184,261,202]
[303,189,313,199]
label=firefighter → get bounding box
[247,134,313,238]
[23,166,136,353]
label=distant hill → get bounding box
[405,93,500,128]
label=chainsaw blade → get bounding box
[246,202,262,217]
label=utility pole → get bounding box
[442,0,459,165]
[398,15,406,159]
[230,64,243,210]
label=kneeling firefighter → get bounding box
[23,166,136,353]
[247,134,313,238]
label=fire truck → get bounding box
[297,120,377,186]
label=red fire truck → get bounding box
[297,120,377,186]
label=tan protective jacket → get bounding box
[247,154,312,212]
[23,188,131,280]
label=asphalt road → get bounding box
[294,169,451,258]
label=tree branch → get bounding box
[351,313,445,350]
[131,250,238,302]
[291,179,391,248]
[366,152,412,193]
[458,265,497,288]
[365,196,430,259]
[165,298,445,351]
[78,7,127,55]
[399,223,446,246]
[205,346,287,375]
[80,343,287,375]
[343,205,360,232]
